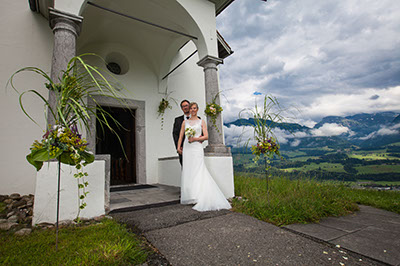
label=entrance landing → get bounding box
[109,184,180,212]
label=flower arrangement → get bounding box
[157,98,172,130]
[251,137,280,163]
[157,91,177,130]
[185,127,196,138]
[28,124,94,171]
[28,124,94,210]
[205,102,223,133]
[8,54,128,238]
[239,95,285,199]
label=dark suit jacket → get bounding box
[173,115,185,149]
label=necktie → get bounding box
[186,116,189,119]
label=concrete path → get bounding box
[112,203,399,265]
[284,205,400,266]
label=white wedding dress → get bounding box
[180,119,231,211]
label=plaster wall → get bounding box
[177,0,218,57]
[78,40,206,184]
[56,0,217,58]
[0,3,53,195]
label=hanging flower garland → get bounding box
[205,96,223,133]
[157,91,178,130]
[157,98,172,130]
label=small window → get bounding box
[106,62,122,75]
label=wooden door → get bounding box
[96,107,136,185]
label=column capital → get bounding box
[49,7,83,36]
[197,55,223,69]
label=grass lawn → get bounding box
[232,174,400,226]
[0,219,149,265]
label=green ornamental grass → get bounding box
[232,174,400,226]
[0,219,149,265]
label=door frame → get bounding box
[88,96,146,184]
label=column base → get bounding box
[204,144,231,156]
[204,155,235,198]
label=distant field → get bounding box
[300,146,334,151]
[356,180,400,186]
[355,164,400,174]
[349,152,397,160]
[283,162,345,173]
[233,154,253,163]
[281,151,307,158]
[289,156,320,162]
[233,147,400,183]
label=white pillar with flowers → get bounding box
[197,55,234,198]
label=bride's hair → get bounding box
[189,102,198,109]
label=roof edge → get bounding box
[216,0,235,16]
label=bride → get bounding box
[177,102,231,211]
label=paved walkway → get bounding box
[111,186,399,265]
[284,205,400,265]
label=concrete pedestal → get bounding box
[33,160,108,224]
[204,156,235,198]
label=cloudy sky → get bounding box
[216,0,400,127]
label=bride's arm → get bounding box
[177,121,185,154]
[194,120,208,142]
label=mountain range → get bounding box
[224,112,400,150]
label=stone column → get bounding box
[197,55,231,156]
[48,8,83,126]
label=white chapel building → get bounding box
[0,0,235,222]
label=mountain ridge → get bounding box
[224,111,400,150]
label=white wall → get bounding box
[177,0,219,58]
[0,3,53,195]
[55,0,218,59]
[78,40,206,185]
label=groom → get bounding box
[173,100,190,165]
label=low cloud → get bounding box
[224,125,255,147]
[311,123,351,137]
[224,122,356,147]
[376,123,400,136]
[290,139,301,147]
[359,123,400,140]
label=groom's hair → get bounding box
[180,99,190,107]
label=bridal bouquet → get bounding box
[185,127,196,138]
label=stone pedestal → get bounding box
[47,8,83,126]
[197,55,231,156]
